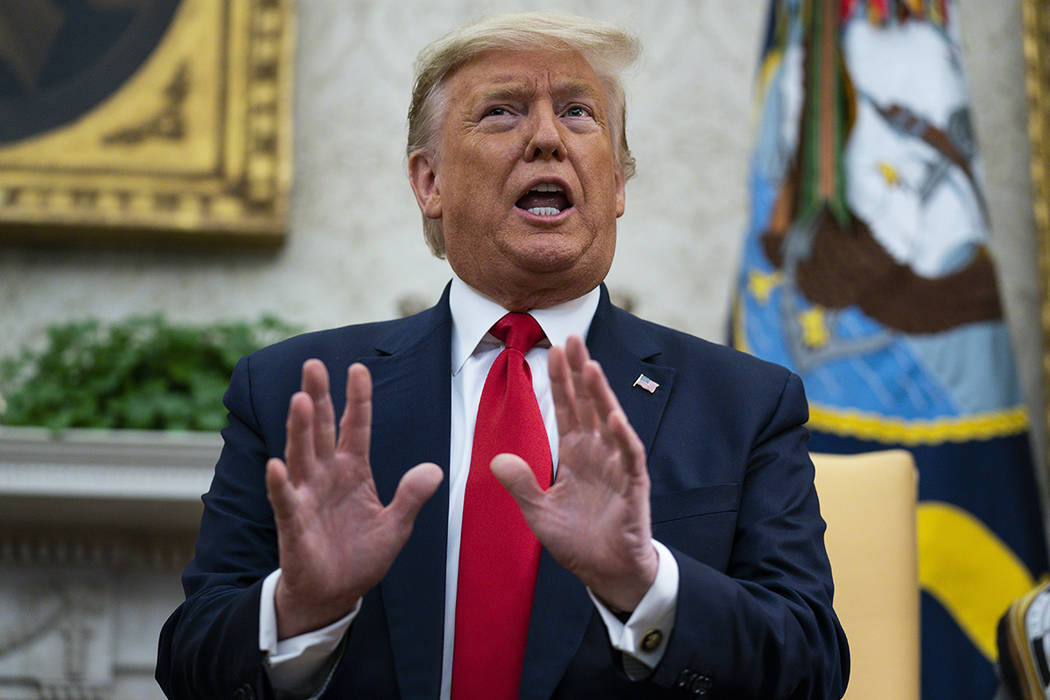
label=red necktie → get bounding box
[451,313,552,700]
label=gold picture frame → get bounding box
[1024,0,1050,458]
[0,0,294,247]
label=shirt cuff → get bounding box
[259,569,360,698]
[588,539,679,678]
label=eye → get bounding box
[563,105,592,118]
[483,106,511,117]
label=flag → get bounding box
[732,1,1049,697]
[633,373,660,393]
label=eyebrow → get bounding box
[475,81,533,103]
[551,78,603,102]
[472,77,604,105]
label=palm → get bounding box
[491,336,658,612]
[266,360,442,638]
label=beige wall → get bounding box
[1,0,1043,468]
[957,0,1045,475]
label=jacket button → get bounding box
[233,685,254,700]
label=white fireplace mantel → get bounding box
[0,427,220,531]
[0,426,223,700]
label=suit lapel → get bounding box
[519,286,675,699]
[586,290,676,458]
[361,289,453,700]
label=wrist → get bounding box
[588,544,659,613]
[274,577,361,640]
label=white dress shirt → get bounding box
[259,277,679,698]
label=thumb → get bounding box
[387,462,443,525]
[490,453,545,514]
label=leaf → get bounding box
[0,314,301,431]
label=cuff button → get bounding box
[640,628,663,652]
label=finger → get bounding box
[284,392,316,485]
[582,358,624,424]
[386,462,444,528]
[302,359,337,459]
[565,336,599,432]
[606,409,648,479]
[265,458,299,522]
[336,363,373,462]
[581,360,647,477]
[548,344,580,436]
[490,453,546,515]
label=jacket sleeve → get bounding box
[156,355,281,700]
[648,372,850,700]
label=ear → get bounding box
[408,150,442,219]
[614,164,626,218]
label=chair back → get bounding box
[811,450,920,700]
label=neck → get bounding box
[452,267,604,312]
[476,281,599,312]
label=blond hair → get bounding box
[407,12,640,257]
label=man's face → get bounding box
[409,48,626,310]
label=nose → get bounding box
[523,102,565,162]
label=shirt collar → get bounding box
[449,275,601,376]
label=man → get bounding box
[157,12,848,700]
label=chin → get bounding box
[510,248,584,275]
[504,228,590,264]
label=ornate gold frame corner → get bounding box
[0,0,295,247]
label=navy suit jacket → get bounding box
[157,284,848,699]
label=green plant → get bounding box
[0,314,300,431]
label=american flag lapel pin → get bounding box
[633,373,659,394]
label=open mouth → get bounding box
[515,183,572,217]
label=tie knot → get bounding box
[490,313,545,353]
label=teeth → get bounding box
[528,207,561,216]
[531,183,563,193]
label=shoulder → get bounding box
[249,317,401,367]
[221,306,447,431]
[246,297,449,372]
[602,304,806,438]
[608,304,795,389]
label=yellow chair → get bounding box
[811,450,920,700]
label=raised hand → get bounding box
[265,359,443,639]
[490,335,659,612]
